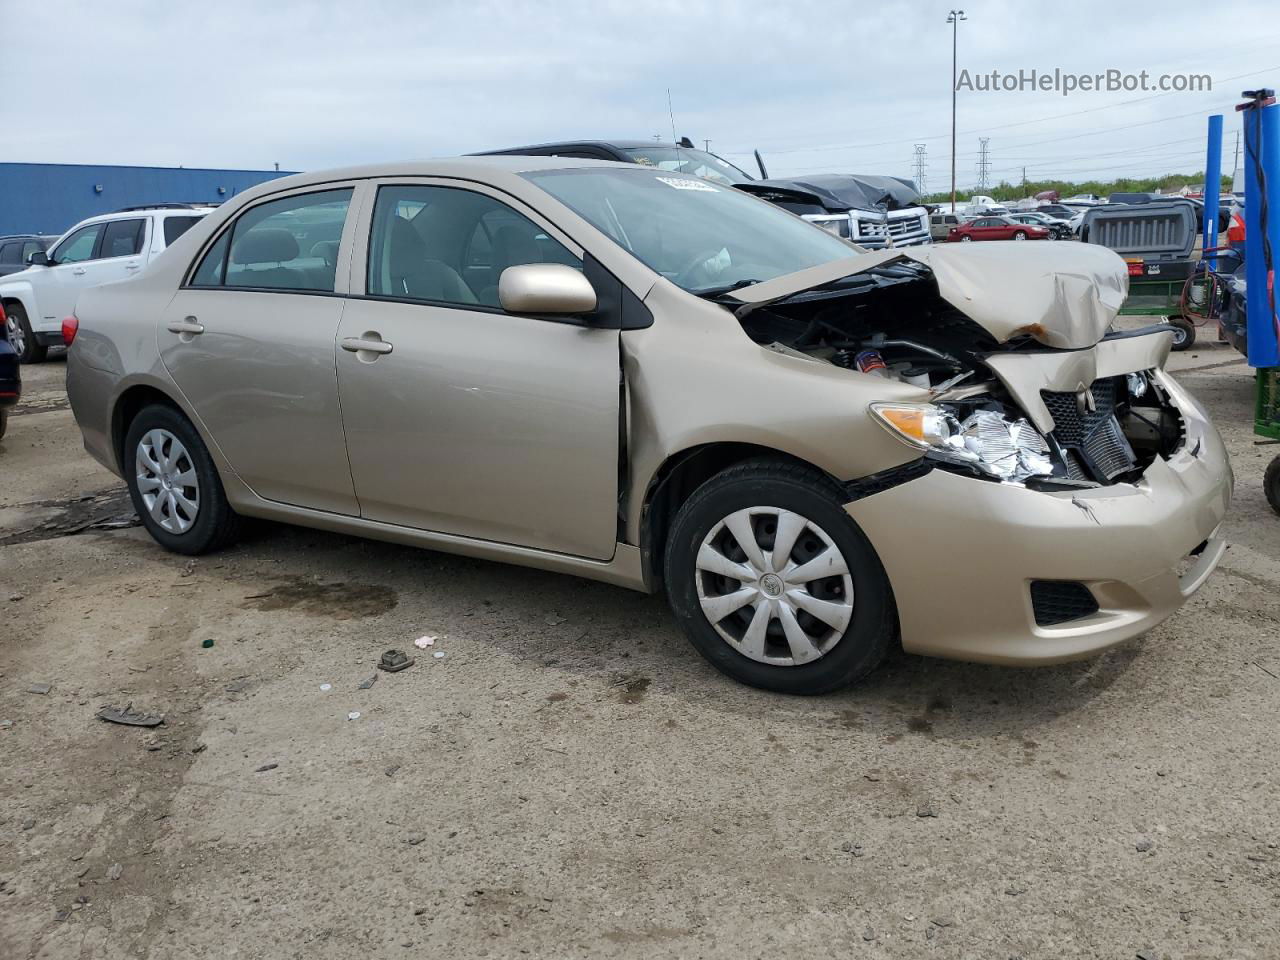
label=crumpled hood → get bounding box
[735,174,922,212]
[728,241,1129,350]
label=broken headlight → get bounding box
[869,402,1054,484]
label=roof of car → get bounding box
[475,140,675,154]
[222,155,630,197]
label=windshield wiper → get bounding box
[696,278,764,299]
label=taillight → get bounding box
[62,315,79,346]
[0,302,6,325]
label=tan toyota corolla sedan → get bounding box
[66,157,1232,694]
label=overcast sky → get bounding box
[5,0,1278,189]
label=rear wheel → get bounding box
[664,460,894,695]
[5,303,47,364]
[0,410,7,440]
[959,235,973,242]
[1167,315,1196,351]
[124,404,243,555]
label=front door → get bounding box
[159,185,362,515]
[39,221,106,323]
[335,180,620,560]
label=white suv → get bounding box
[1,205,212,362]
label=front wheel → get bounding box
[664,460,894,695]
[124,404,243,555]
[5,303,47,364]
[1013,230,1028,241]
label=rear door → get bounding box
[93,217,149,283]
[159,184,363,515]
[335,178,621,559]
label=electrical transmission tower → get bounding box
[976,138,991,192]
[912,144,928,194]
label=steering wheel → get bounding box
[674,247,729,288]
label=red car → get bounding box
[947,215,1050,242]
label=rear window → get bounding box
[0,242,20,265]
[164,216,202,246]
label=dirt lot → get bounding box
[2,335,1278,960]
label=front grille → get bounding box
[852,212,930,247]
[1041,377,1137,482]
[886,217,921,238]
[1030,580,1100,626]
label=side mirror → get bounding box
[499,264,597,316]
[27,251,49,267]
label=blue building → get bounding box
[0,162,297,237]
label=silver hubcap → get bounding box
[135,429,199,534]
[695,506,855,666]
[6,315,23,354]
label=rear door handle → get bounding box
[167,317,205,335]
[341,336,393,356]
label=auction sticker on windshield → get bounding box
[656,177,718,192]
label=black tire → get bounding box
[5,302,48,364]
[0,409,7,441]
[959,235,973,242]
[1265,456,1280,517]
[124,403,243,555]
[1167,316,1196,352]
[664,459,895,695]
[1012,230,1028,241]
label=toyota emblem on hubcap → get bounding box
[760,573,784,598]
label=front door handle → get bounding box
[72,267,86,276]
[125,262,141,271]
[341,335,394,358]
[167,317,205,335]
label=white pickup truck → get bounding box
[1,204,211,362]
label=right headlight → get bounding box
[869,402,1054,485]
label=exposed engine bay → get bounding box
[724,261,1184,489]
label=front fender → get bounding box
[0,280,39,325]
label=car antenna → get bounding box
[754,149,769,180]
[667,88,683,168]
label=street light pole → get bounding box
[947,9,967,213]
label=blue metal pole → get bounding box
[1203,114,1223,270]
[1245,103,1280,368]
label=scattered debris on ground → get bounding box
[96,703,165,727]
[378,649,415,672]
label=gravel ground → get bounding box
[2,334,1278,959]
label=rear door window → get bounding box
[191,189,353,293]
[100,219,147,258]
[0,242,20,265]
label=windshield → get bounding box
[525,167,860,295]
[618,147,752,186]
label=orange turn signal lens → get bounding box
[869,403,948,448]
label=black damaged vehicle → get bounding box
[476,138,932,248]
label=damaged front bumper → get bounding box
[845,376,1232,665]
